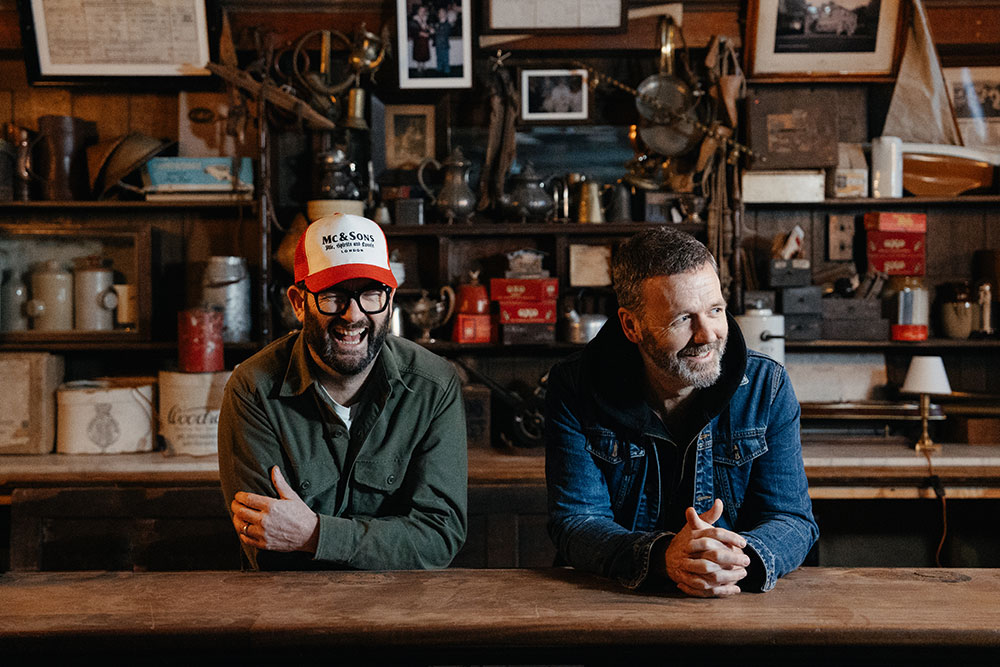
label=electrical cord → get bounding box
[922,450,948,567]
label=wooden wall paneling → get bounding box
[0,87,10,125]
[128,93,179,140]
[11,87,71,129]
[71,93,130,140]
[926,206,987,286]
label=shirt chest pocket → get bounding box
[350,457,409,515]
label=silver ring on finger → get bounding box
[242,522,250,535]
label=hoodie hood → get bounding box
[580,311,748,436]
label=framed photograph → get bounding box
[384,104,437,170]
[483,0,627,34]
[18,0,216,85]
[396,0,472,89]
[745,0,904,81]
[943,67,1000,150]
[520,68,590,123]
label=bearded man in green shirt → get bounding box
[219,213,467,570]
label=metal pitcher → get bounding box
[417,147,476,224]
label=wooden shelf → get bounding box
[787,338,1000,351]
[744,195,1000,208]
[0,199,255,210]
[383,222,704,237]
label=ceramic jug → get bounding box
[27,259,74,331]
[74,264,118,331]
[417,147,476,223]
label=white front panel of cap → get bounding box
[307,215,387,272]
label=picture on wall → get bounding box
[943,67,1000,150]
[384,104,436,169]
[396,0,472,89]
[745,0,903,81]
[520,68,589,123]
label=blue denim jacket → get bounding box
[544,314,818,591]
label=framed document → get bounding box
[18,0,217,84]
[484,0,627,34]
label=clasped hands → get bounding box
[664,499,750,597]
[231,466,320,554]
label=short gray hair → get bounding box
[612,227,717,313]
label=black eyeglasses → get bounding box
[309,285,392,316]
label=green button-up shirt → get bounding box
[218,331,468,570]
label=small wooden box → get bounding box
[0,353,64,454]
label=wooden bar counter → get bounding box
[1,567,998,664]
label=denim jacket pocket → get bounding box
[584,427,643,512]
[712,431,767,521]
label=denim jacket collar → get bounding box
[582,312,749,437]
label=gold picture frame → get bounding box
[384,104,437,170]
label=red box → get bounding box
[866,231,925,255]
[497,300,558,324]
[490,278,558,302]
[868,253,925,275]
[863,212,927,232]
[452,313,492,343]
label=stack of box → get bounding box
[864,212,926,276]
[490,278,558,345]
[765,258,821,341]
[820,298,889,340]
[779,285,824,341]
[864,212,927,340]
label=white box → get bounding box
[0,353,64,454]
[826,143,869,198]
[742,170,826,203]
[57,379,155,454]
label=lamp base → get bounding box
[914,436,940,454]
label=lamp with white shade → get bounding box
[901,356,952,453]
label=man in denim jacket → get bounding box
[545,228,817,596]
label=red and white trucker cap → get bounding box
[294,213,398,292]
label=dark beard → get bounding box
[303,306,389,376]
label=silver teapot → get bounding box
[499,162,555,222]
[405,285,456,343]
[418,147,477,224]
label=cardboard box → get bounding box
[143,157,254,193]
[490,278,559,302]
[497,300,558,324]
[868,253,925,275]
[821,318,890,340]
[768,258,812,287]
[863,212,927,232]
[784,314,822,340]
[866,231,926,255]
[742,170,826,203]
[780,286,823,314]
[821,298,883,320]
[826,143,869,198]
[0,353,64,454]
[500,323,556,345]
[452,313,492,343]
